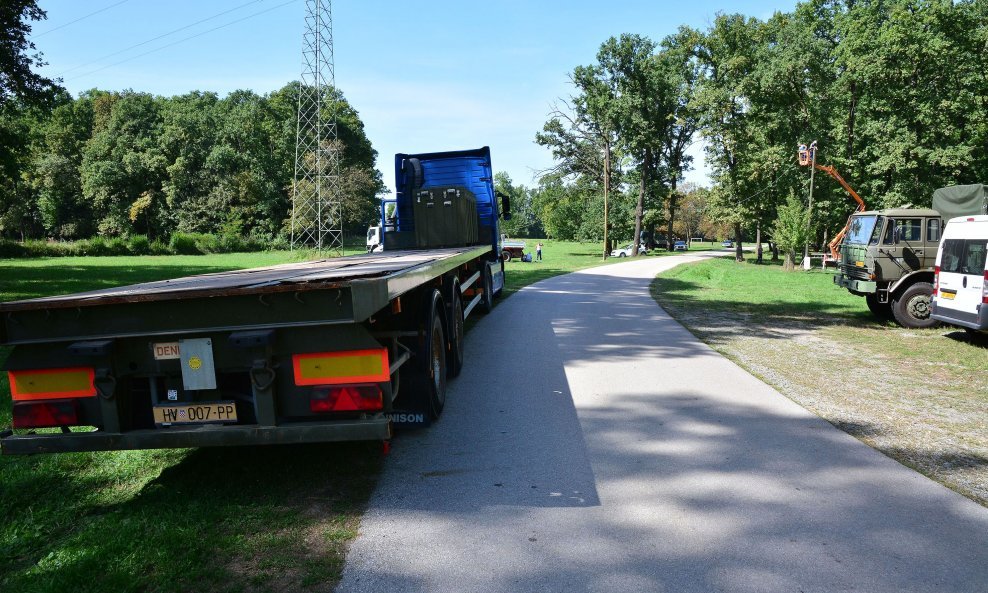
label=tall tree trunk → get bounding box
[755,223,763,263]
[734,222,744,262]
[603,140,610,260]
[632,149,650,256]
[666,177,678,251]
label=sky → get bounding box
[30,0,797,193]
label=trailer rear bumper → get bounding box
[0,418,392,455]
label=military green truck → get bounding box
[834,184,988,328]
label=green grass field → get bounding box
[0,241,632,592]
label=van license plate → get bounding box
[153,402,237,426]
[940,290,956,300]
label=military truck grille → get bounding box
[839,263,871,280]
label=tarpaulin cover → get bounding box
[932,184,988,221]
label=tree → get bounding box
[771,192,810,271]
[0,1,59,109]
[693,14,764,262]
[658,30,703,250]
[597,34,676,256]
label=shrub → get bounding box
[150,239,170,255]
[127,235,151,255]
[169,233,202,255]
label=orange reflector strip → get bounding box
[9,367,96,401]
[292,349,390,386]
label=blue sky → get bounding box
[32,0,796,193]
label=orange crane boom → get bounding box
[798,142,866,261]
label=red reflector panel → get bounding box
[13,400,79,429]
[310,385,383,413]
[293,349,389,386]
[9,367,96,401]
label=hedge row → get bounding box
[0,233,290,259]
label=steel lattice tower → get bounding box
[290,0,342,253]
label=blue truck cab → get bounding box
[382,147,507,295]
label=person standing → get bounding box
[536,242,543,262]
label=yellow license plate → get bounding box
[940,291,956,300]
[153,401,237,426]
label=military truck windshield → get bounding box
[845,215,880,245]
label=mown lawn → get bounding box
[652,257,988,506]
[0,241,623,592]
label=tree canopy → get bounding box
[536,0,988,261]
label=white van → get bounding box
[931,215,988,333]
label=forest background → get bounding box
[1,0,985,259]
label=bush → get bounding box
[127,235,151,255]
[150,239,170,255]
[0,240,26,258]
[0,232,283,258]
[193,233,222,254]
[169,233,202,255]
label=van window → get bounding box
[940,239,987,275]
[926,218,940,242]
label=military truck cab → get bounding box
[835,209,943,328]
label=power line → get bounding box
[64,0,299,83]
[57,0,270,78]
[34,0,134,38]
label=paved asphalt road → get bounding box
[337,254,988,593]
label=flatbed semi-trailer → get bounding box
[1,147,509,454]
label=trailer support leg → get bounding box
[250,361,278,426]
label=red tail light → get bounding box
[310,385,383,413]
[933,265,940,295]
[983,270,988,304]
[12,400,78,429]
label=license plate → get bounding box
[153,401,237,426]
[940,290,956,300]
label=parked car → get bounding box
[611,243,647,257]
[721,239,734,248]
[673,241,687,251]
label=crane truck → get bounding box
[0,147,510,455]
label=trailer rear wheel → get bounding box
[479,263,494,314]
[445,276,465,378]
[410,289,447,418]
[891,282,940,329]
[501,250,512,262]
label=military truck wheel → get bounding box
[891,282,940,329]
[865,294,892,320]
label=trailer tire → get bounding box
[865,293,892,320]
[501,250,511,262]
[479,263,494,314]
[411,289,447,418]
[445,276,465,378]
[891,282,940,329]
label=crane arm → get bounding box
[814,164,867,260]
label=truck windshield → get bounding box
[845,215,879,245]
